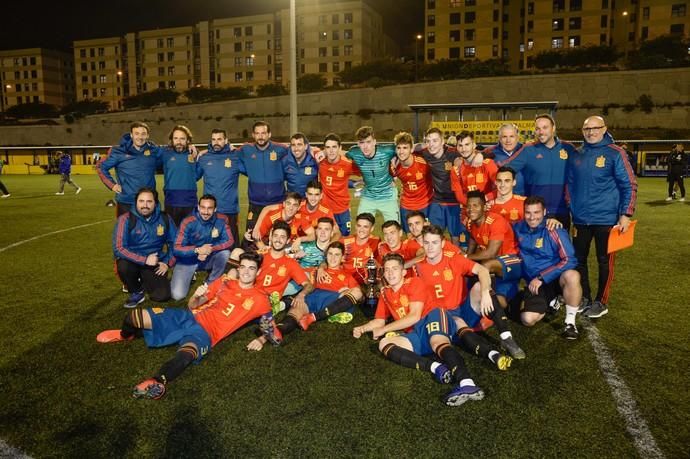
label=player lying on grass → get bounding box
[353,253,511,407]
[96,252,281,399]
[246,241,363,350]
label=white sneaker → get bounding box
[680,197,686,202]
[55,192,64,195]
[665,197,673,201]
[75,187,82,195]
[1,194,10,198]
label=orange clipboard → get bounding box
[607,220,637,254]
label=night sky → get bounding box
[1,0,423,53]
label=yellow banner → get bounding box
[428,120,535,144]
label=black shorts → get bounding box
[520,279,562,315]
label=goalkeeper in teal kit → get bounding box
[346,126,399,223]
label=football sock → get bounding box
[121,309,144,339]
[489,293,512,336]
[381,343,434,372]
[459,378,476,388]
[315,293,358,321]
[154,345,196,384]
[434,342,471,382]
[457,327,494,361]
[278,314,300,335]
[564,305,578,325]
[488,350,500,363]
[227,257,240,270]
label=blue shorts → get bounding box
[403,308,458,356]
[447,295,481,329]
[306,289,341,313]
[334,210,352,236]
[400,206,430,233]
[428,202,468,246]
[143,308,211,362]
[495,254,522,300]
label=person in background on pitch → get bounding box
[55,151,82,196]
[666,143,686,202]
[112,187,176,308]
[0,159,11,198]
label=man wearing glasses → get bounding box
[566,116,637,320]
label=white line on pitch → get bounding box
[0,220,111,254]
[584,321,665,459]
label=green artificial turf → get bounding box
[0,174,687,458]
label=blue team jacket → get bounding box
[501,139,576,217]
[196,143,245,215]
[566,133,637,226]
[236,141,288,206]
[283,143,319,196]
[485,142,524,195]
[173,208,233,264]
[98,133,159,205]
[112,204,176,266]
[58,155,72,174]
[514,219,577,283]
[158,147,198,207]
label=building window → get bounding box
[246,71,254,81]
[569,17,581,29]
[527,20,534,32]
[344,13,353,23]
[245,41,253,51]
[551,37,564,48]
[168,81,176,89]
[344,45,353,56]
[427,31,435,43]
[246,56,255,66]
[319,15,327,25]
[465,0,475,5]
[672,4,686,17]
[99,75,107,83]
[450,0,463,6]
[527,2,534,14]
[319,63,328,72]
[300,49,305,59]
[518,44,524,53]
[90,62,96,70]
[449,13,460,25]
[333,30,340,40]
[642,7,650,19]
[493,9,499,21]
[450,30,460,42]
[79,49,86,58]
[503,30,509,39]
[89,49,95,58]
[570,0,582,11]
[100,88,107,96]
[235,72,243,82]
[234,27,242,37]
[344,61,352,69]
[319,47,327,57]
[427,48,435,60]
[245,26,253,36]
[600,15,608,28]
[344,30,353,39]
[465,12,476,23]
[168,66,175,76]
[165,38,173,48]
[80,63,87,71]
[81,75,88,83]
[158,67,165,76]
[553,0,565,13]
[569,36,580,47]
[670,23,685,34]
[464,47,476,58]
[98,61,105,70]
[157,38,164,48]
[427,15,436,26]
[234,43,242,52]
[449,47,460,59]
[553,18,564,31]
[528,39,534,50]
[319,31,328,41]
[641,26,649,40]
[332,14,339,24]
[82,89,88,98]
[600,33,607,44]
[602,0,608,8]
[333,62,340,72]
[427,0,435,8]
[332,46,340,56]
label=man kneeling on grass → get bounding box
[96,252,281,399]
[353,253,512,407]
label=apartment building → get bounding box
[73,37,127,110]
[0,48,74,110]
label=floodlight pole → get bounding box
[289,0,298,134]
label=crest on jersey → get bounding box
[444,161,452,171]
[596,156,606,168]
[157,224,164,236]
[535,238,543,249]
[305,167,312,175]
[476,172,484,183]
[187,154,195,163]
[212,228,219,238]
[416,172,423,180]
[337,274,346,282]
[144,149,151,156]
[559,149,568,160]
[242,298,254,310]
[278,266,287,276]
[443,268,453,281]
[510,209,519,220]
[270,151,277,161]
[400,294,409,307]
[337,169,345,177]
[459,233,466,242]
[224,158,232,168]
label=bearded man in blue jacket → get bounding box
[567,116,637,320]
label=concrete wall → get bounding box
[1,67,688,146]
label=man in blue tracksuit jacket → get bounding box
[113,187,176,308]
[158,125,198,226]
[235,121,289,235]
[484,123,524,195]
[170,195,233,300]
[283,132,319,196]
[196,128,245,248]
[567,116,637,319]
[501,114,576,228]
[56,151,81,195]
[514,195,582,339]
[98,122,160,216]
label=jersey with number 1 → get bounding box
[413,251,477,310]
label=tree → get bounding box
[338,60,411,85]
[184,86,250,103]
[6,102,59,119]
[297,74,327,92]
[122,89,179,109]
[257,83,287,97]
[628,35,690,69]
[61,99,109,116]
